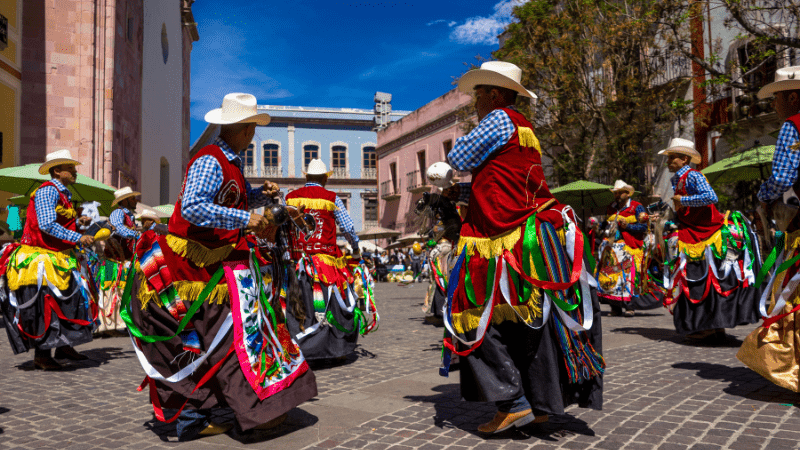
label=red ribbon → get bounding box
[762,304,800,329]
[17,294,94,339]
[139,344,235,423]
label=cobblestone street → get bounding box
[1,283,799,450]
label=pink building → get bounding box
[376,88,474,238]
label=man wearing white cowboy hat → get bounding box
[108,186,142,257]
[137,208,161,232]
[659,138,761,342]
[738,66,800,392]
[597,180,656,316]
[441,61,604,434]
[0,149,96,370]
[126,93,317,441]
[283,158,364,362]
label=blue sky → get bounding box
[189,0,521,143]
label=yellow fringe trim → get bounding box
[100,281,126,291]
[678,228,723,260]
[451,301,543,334]
[55,205,77,219]
[518,127,541,154]
[287,197,337,211]
[457,228,522,259]
[312,253,349,269]
[607,214,638,223]
[787,229,800,250]
[165,234,234,268]
[6,245,75,291]
[138,270,230,309]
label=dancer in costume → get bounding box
[738,66,800,391]
[659,138,761,341]
[0,150,96,370]
[94,186,141,334]
[597,180,660,315]
[285,159,377,361]
[441,61,603,434]
[124,93,317,441]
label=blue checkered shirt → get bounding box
[304,182,359,247]
[447,106,515,171]
[182,137,272,229]
[670,165,718,207]
[110,207,138,239]
[35,179,81,244]
[758,119,800,203]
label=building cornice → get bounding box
[376,109,475,158]
[244,176,379,188]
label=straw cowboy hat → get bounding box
[303,159,333,177]
[457,61,538,99]
[39,149,81,175]
[758,66,800,99]
[610,180,635,194]
[658,137,702,164]
[137,209,160,222]
[111,186,141,206]
[204,93,271,126]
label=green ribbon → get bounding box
[120,255,225,343]
[525,213,579,312]
[756,231,784,288]
[463,245,496,308]
[326,308,367,335]
[11,246,76,273]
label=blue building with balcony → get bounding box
[191,101,409,233]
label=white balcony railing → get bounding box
[361,167,377,179]
[331,167,348,179]
[262,165,282,178]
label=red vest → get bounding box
[675,169,724,244]
[607,200,644,248]
[461,108,555,238]
[285,185,341,258]
[169,145,248,249]
[21,181,77,252]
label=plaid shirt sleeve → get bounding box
[447,109,514,171]
[109,209,139,239]
[625,203,647,233]
[181,155,251,230]
[681,170,718,207]
[36,185,81,244]
[334,196,359,247]
[758,121,800,203]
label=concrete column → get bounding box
[287,123,295,177]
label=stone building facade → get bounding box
[376,88,474,237]
[192,103,409,233]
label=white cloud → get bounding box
[190,20,296,120]
[426,19,457,27]
[449,0,522,45]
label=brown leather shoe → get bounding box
[477,409,535,434]
[623,310,635,317]
[33,356,63,371]
[254,413,288,430]
[54,346,89,361]
[198,422,233,436]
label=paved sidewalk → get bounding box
[1,283,799,449]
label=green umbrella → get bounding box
[701,145,775,185]
[153,204,175,217]
[550,180,616,211]
[8,196,28,207]
[0,163,117,215]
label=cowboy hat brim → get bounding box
[111,191,141,206]
[658,147,702,164]
[302,170,334,177]
[38,159,81,175]
[610,185,634,194]
[457,69,538,99]
[757,79,800,100]
[203,110,271,126]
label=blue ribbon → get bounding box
[439,246,467,378]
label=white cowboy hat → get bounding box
[137,209,160,222]
[426,162,455,188]
[303,159,333,177]
[658,137,702,164]
[758,66,800,99]
[39,149,81,175]
[457,61,538,99]
[610,180,634,194]
[111,186,141,206]
[204,93,271,126]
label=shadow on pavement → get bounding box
[307,345,375,371]
[610,326,745,347]
[0,406,7,435]
[672,361,800,404]
[404,385,595,443]
[13,346,133,371]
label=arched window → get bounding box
[303,143,319,169]
[362,144,376,178]
[332,145,346,169]
[159,157,169,205]
[263,143,279,168]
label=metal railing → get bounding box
[362,220,378,230]
[331,167,348,179]
[262,165,282,178]
[406,170,428,192]
[380,180,399,199]
[362,167,377,179]
[243,166,258,177]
